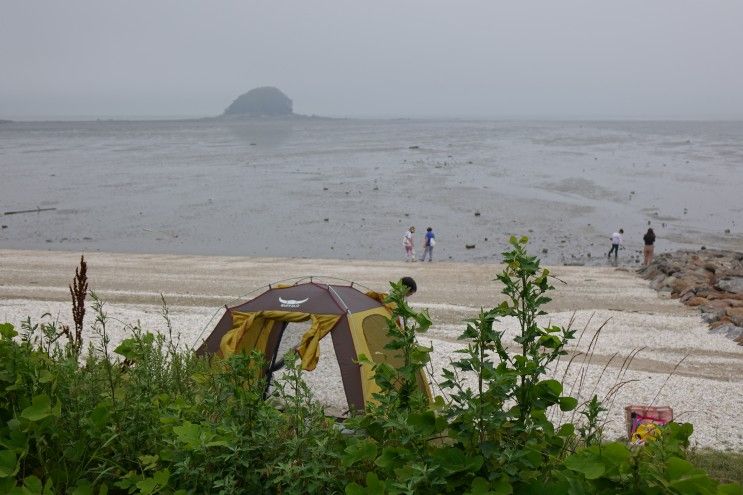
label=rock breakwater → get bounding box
[639,249,743,345]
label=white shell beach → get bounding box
[2,249,741,450]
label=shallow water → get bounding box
[1,118,741,265]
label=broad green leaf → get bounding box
[173,421,202,449]
[0,323,17,339]
[406,411,437,434]
[37,370,53,384]
[113,339,138,361]
[492,476,513,495]
[138,455,158,470]
[557,423,575,437]
[153,469,169,486]
[0,450,18,478]
[665,458,718,494]
[539,379,562,396]
[345,473,385,495]
[0,478,14,493]
[89,402,110,429]
[600,442,630,467]
[564,452,606,480]
[558,396,578,412]
[718,483,743,495]
[71,480,93,495]
[365,472,385,495]
[430,447,483,473]
[135,478,157,495]
[343,440,377,467]
[345,483,364,495]
[374,447,407,469]
[23,475,43,493]
[468,477,491,494]
[538,335,561,349]
[665,457,695,480]
[20,395,53,422]
[667,422,694,443]
[0,422,27,451]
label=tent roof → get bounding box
[228,281,383,315]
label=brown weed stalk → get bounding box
[57,254,88,355]
[69,255,88,353]
[650,353,689,407]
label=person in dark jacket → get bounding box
[643,228,656,266]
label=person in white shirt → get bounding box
[607,228,624,259]
[403,226,416,262]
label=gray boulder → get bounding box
[715,276,743,294]
[709,324,743,340]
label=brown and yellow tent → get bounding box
[196,279,431,412]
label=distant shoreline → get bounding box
[3,115,743,124]
[0,113,339,124]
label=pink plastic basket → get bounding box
[625,405,673,440]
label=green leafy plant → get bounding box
[577,394,607,447]
[434,236,577,491]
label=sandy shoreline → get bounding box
[1,248,742,450]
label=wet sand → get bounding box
[1,248,742,449]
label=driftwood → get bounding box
[4,207,57,216]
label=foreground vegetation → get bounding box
[1,239,740,494]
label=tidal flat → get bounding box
[1,118,741,264]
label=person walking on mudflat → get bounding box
[643,228,656,266]
[403,226,416,262]
[420,227,435,262]
[607,228,624,259]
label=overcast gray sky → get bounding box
[2,0,742,119]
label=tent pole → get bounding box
[328,285,350,314]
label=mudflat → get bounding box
[1,249,742,449]
[1,119,742,266]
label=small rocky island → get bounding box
[223,87,293,117]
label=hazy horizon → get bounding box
[2,1,742,120]
[5,114,743,124]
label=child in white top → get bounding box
[403,226,416,262]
